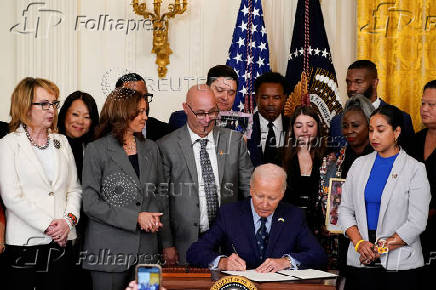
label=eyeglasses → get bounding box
[32,101,60,110]
[187,104,220,119]
[144,93,153,103]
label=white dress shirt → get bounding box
[187,127,221,232]
[33,140,56,184]
[372,97,381,109]
[259,114,284,152]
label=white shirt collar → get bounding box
[187,126,215,146]
[259,113,283,131]
[372,97,381,109]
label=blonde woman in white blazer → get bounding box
[0,78,81,290]
[339,105,430,290]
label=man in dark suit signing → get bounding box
[187,164,327,271]
[158,84,253,265]
[248,72,290,167]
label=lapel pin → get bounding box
[219,150,224,156]
[392,174,398,179]
[53,139,61,149]
[278,218,285,223]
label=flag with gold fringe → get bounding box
[284,0,342,129]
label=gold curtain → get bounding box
[357,0,436,131]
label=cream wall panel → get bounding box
[0,0,356,122]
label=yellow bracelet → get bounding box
[354,240,365,252]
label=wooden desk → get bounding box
[162,271,337,290]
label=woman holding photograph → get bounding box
[339,105,430,290]
[283,105,326,233]
[318,95,374,270]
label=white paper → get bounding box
[221,269,337,282]
[278,269,338,280]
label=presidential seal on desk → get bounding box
[210,276,257,290]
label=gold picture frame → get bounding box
[325,178,346,233]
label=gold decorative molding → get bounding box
[132,0,188,78]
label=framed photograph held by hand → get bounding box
[325,178,346,233]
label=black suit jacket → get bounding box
[187,199,327,269]
[247,112,290,167]
[145,117,171,141]
[0,121,9,139]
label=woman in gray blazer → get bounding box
[339,105,431,290]
[81,88,170,290]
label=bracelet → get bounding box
[354,239,365,252]
[65,213,78,227]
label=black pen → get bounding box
[231,243,238,255]
[276,271,301,279]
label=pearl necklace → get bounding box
[23,124,49,150]
[123,137,136,152]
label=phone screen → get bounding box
[137,266,160,290]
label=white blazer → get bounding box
[0,127,82,246]
[339,149,431,270]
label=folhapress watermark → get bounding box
[10,2,63,38]
[10,2,157,38]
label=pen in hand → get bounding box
[232,243,238,255]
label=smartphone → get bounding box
[135,264,162,290]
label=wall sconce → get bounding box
[132,0,188,78]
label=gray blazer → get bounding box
[157,125,254,264]
[82,135,170,272]
[339,149,431,270]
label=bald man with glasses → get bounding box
[158,84,253,265]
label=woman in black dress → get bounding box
[409,80,436,285]
[319,95,374,276]
[283,105,326,233]
[57,91,99,290]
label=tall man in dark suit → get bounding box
[168,65,238,130]
[116,73,171,141]
[187,163,327,271]
[330,60,414,150]
[158,84,253,265]
[247,72,290,167]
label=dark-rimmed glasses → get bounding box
[186,104,220,119]
[32,101,60,110]
[144,93,153,103]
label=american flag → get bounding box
[284,0,342,128]
[226,0,271,113]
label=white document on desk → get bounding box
[222,269,337,282]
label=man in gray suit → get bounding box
[158,84,254,265]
